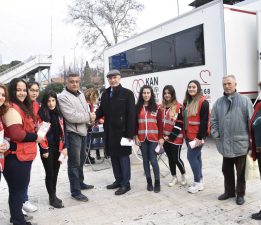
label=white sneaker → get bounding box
[23,201,38,213]
[168,176,178,187]
[180,174,187,186]
[22,208,27,216]
[187,182,203,193]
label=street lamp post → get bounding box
[73,42,78,72]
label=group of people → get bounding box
[0,69,260,225]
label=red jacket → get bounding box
[137,105,162,142]
[162,102,183,145]
[5,103,37,161]
[250,101,261,161]
[184,96,209,140]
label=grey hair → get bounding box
[223,75,237,82]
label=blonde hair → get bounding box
[84,88,99,104]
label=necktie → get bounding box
[110,88,113,98]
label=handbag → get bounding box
[245,154,259,181]
[155,144,165,155]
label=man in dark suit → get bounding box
[96,69,135,195]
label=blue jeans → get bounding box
[4,155,32,225]
[140,139,160,180]
[67,132,87,196]
[111,155,131,187]
[186,139,203,183]
[23,187,28,203]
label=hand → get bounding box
[195,138,204,147]
[158,138,164,146]
[42,153,49,158]
[135,136,140,146]
[90,112,96,123]
[0,143,8,153]
[36,135,44,143]
[163,136,169,141]
[61,148,68,156]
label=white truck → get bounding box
[103,0,261,106]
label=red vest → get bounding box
[39,117,65,152]
[5,103,37,161]
[162,103,183,145]
[137,105,160,142]
[184,96,209,140]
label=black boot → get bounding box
[54,194,62,204]
[49,194,64,208]
[96,149,101,160]
[154,179,161,193]
[146,177,153,191]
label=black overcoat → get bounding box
[96,84,135,157]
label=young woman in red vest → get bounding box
[38,90,67,208]
[135,85,164,193]
[183,80,209,194]
[0,83,10,182]
[22,81,40,214]
[161,85,187,187]
[3,78,44,225]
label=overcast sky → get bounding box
[0,0,193,75]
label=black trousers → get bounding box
[164,142,186,176]
[111,155,131,188]
[222,155,246,197]
[41,149,60,196]
[4,155,32,225]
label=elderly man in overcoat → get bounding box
[210,75,253,205]
[96,69,135,195]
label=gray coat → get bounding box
[210,92,253,158]
[58,88,90,137]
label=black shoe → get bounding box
[146,177,153,191]
[252,211,261,220]
[72,193,88,202]
[81,183,94,190]
[85,158,95,164]
[154,179,161,193]
[218,193,235,200]
[49,194,64,208]
[115,186,131,195]
[236,196,245,205]
[54,195,62,204]
[25,222,37,225]
[106,181,121,189]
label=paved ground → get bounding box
[1,139,261,225]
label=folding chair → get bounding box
[85,127,110,171]
[157,152,170,178]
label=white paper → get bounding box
[0,130,4,144]
[98,124,104,132]
[120,137,134,146]
[155,144,164,154]
[58,153,68,164]
[37,122,50,137]
[189,139,204,149]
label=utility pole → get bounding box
[177,0,180,16]
[73,42,78,72]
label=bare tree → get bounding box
[68,0,144,61]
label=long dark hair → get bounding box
[8,78,34,118]
[38,90,62,122]
[135,85,157,115]
[162,85,177,106]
